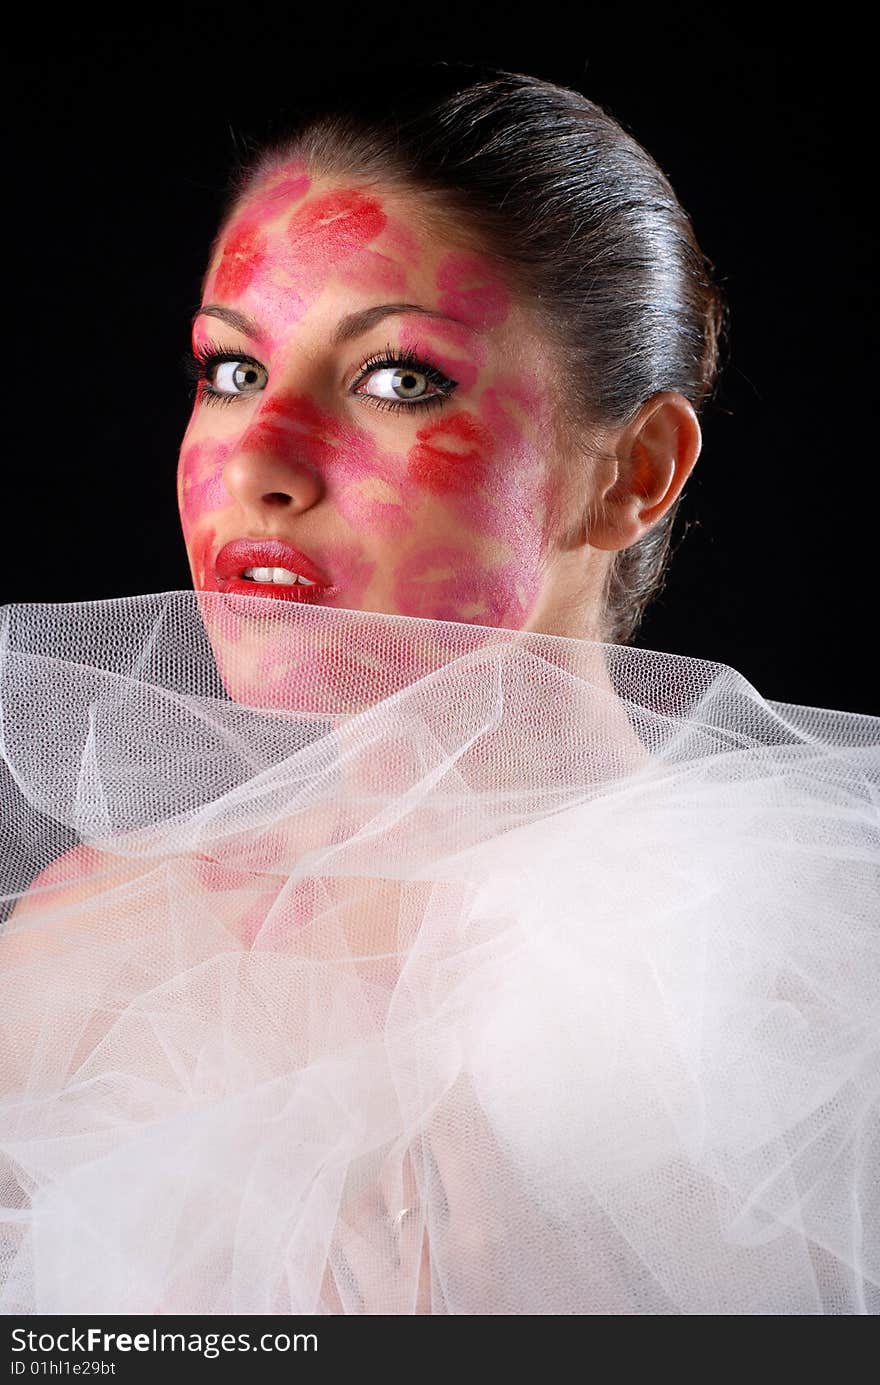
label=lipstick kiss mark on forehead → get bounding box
[243,163,312,221]
[436,251,511,329]
[337,252,408,296]
[204,184,393,337]
[398,325,479,394]
[286,187,387,267]
[209,221,271,302]
[407,315,489,365]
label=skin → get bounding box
[177,162,703,648]
[1,165,706,1316]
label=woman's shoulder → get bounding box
[2,843,148,960]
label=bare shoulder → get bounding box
[1,843,149,961]
[0,843,160,1087]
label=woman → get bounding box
[1,65,877,1316]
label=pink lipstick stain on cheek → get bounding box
[390,543,530,627]
[395,373,556,625]
[406,412,494,495]
[404,385,549,555]
[178,437,235,544]
[310,539,377,606]
[239,388,415,542]
[188,525,218,594]
[476,375,556,552]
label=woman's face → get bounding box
[178,162,582,633]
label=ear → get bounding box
[586,391,702,552]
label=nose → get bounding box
[220,400,326,515]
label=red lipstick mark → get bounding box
[391,543,525,626]
[406,316,488,364]
[338,253,407,295]
[211,221,270,301]
[239,389,342,476]
[407,412,494,495]
[241,388,410,539]
[244,165,311,221]
[435,252,510,329]
[189,525,218,592]
[178,438,234,529]
[399,325,479,393]
[286,187,387,268]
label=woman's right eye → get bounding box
[207,357,269,397]
[183,345,269,406]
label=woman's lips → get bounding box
[213,537,338,602]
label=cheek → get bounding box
[177,437,234,535]
[311,539,377,607]
[476,380,556,551]
[189,523,218,592]
[405,389,550,559]
[395,384,554,626]
[390,542,533,627]
[406,413,494,495]
[244,390,416,542]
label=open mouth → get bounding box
[241,566,317,587]
[222,570,336,603]
[214,539,337,602]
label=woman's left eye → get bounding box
[359,366,432,402]
[352,354,457,412]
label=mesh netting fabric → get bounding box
[0,587,877,1315]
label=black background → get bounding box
[4,9,875,713]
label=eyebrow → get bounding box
[192,302,477,346]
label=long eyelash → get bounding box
[180,337,261,409]
[351,341,457,413]
[180,337,459,413]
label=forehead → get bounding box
[203,165,523,333]
[210,167,463,281]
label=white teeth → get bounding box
[242,566,317,587]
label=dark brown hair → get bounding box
[210,62,728,644]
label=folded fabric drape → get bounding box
[1,588,877,1314]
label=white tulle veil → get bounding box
[1,588,877,1314]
